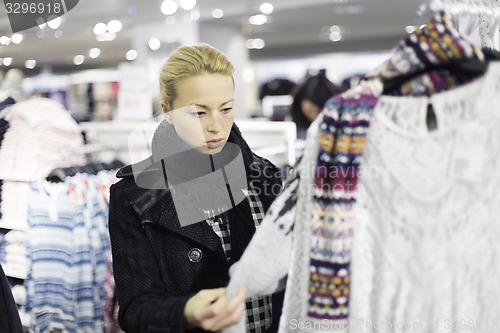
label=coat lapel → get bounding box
[155,201,227,261]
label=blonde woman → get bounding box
[109,44,283,332]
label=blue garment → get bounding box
[26,173,111,332]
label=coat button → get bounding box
[188,248,202,262]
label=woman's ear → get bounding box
[162,103,174,124]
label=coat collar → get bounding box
[117,158,227,261]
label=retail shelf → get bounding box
[0,219,27,231]
[3,266,27,280]
[0,175,37,182]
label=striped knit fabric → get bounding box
[307,10,484,321]
[26,173,113,332]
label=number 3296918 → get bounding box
[5,2,64,14]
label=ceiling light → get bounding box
[161,0,178,15]
[25,59,36,69]
[93,22,107,35]
[3,57,12,66]
[55,30,63,38]
[253,38,265,49]
[249,14,267,25]
[96,32,116,42]
[148,37,161,51]
[329,31,342,42]
[179,0,196,11]
[11,34,23,44]
[0,36,11,46]
[107,20,122,33]
[330,25,341,33]
[128,6,137,15]
[47,17,61,29]
[74,55,84,65]
[165,16,176,24]
[89,48,101,58]
[245,38,265,49]
[211,9,223,18]
[190,8,200,20]
[260,3,274,15]
[126,49,138,61]
[405,25,416,34]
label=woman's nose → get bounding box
[206,113,222,133]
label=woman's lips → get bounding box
[206,139,224,149]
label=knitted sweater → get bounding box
[225,11,487,333]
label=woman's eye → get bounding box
[191,112,205,118]
[221,108,232,113]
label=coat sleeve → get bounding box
[108,180,193,333]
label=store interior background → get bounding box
[1,1,499,329]
[0,0,432,167]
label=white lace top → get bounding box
[349,62,500,333]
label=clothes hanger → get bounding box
[382,59,488,95]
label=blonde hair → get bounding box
[159,43,234,112]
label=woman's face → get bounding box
[301,99,321,122]
[166,73,235,155]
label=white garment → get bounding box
[349,62,500,333]
[422,1,500,50]
[224,113,323,333]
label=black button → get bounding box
[188,248,202,262]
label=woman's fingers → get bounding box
[210,302,246,331]
[206,285,247,330]
[184,287,227,328]
[185,286,248,331]
[196,291,228,321]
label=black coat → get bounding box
[109,153,283,333]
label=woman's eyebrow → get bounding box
[193,99,234,109]
[220,99,234,107]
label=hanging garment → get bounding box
[25,173,114,333]
[225,11,489,333]
[349,61,500,333]
[0,97,85,178]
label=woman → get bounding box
[108,44,283,332]
[289,70,342,139]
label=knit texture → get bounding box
[349,61,500,333]
[306,10,485,322]
[225,10,487,333]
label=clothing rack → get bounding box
[59,142,121,157]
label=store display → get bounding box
[225,10,500,333]
[0,1,497,332]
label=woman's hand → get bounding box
[184,285,247,331]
